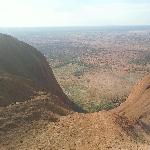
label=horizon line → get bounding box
[0,25,150,28]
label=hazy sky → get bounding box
[0,0,150,27]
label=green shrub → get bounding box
[73,67,85,77]
[88,101,115,113]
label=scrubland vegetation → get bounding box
[53,62,146,112]
[4,27,150,112]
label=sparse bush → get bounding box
[130,52,150,66]
[88,101,115,113]
[73,67,85,77]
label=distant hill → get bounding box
[0,33,82,112]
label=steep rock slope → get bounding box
[115,74,150,122]
[0,33,85,149]
[113,74,150,142]
[0,33,81,112]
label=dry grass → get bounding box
[53,63,145,112]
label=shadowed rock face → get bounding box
[0,33,82,112]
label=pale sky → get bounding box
[0,0,150,27]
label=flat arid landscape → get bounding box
[2,27,149,111]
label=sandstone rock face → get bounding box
[0,33,81,112]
